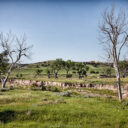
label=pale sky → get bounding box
[0,0,128,63]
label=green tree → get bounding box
[64,60,74,78]
[35,69,43,77]
[119,60,128,78]
[104,67,112,77]
[46,68,52,78]
[0,50,9,76]
[75,63,89,79]
[50,58,64,78]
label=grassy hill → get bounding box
[9,60,120,85]
[11,61,114,78]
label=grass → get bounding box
[11,63,109,79]
[9,62,128,86]
[0,87,128,128]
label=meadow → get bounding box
[0,61,128,128]
[0,86,128,128]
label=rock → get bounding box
[58,91,71,97]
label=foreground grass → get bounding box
[0,88,128,128]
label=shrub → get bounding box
[8,86,14,90]
[0,88,9,92]
[46,86,60,92]
[41,85,46,91]
[36,65,40,68]
[95,71,99,74]
[66,74,72,78]
[72,71,76,74]
[90,71,95,74]
[16,74,19,78]
[30,86,40,91]
[20,74,23,77]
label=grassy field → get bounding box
[9,62,123,86]
[11,62,113,78]
[0,87,128,128]
[0,61,128,128]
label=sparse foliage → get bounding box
[99,6,128,101]
[0,32,32,88]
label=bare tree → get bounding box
[0,32,32,88]
[99,6,128,101]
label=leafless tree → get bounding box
[99,6,128,101]
[0,32,32,88]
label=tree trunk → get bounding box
[55,73,58,78]
[48,73,50,78]
[78,73,81,79]
[114,62,122,101]
[112,47,122,101]
[1,80,6,88]
[1,64,14,88]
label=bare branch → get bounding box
[99,6,128,101]
[0,32,32,88]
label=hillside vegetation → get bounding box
[0,87,128,128]
[10,60,128,86]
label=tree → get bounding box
[64,60,74,78]
[80,69,87,78]
[46,68,52,78]
[0,50,9,75]
[99,6,128,101]
[119,60,128,78]
[50,58,64,78]
[104,67,112,77]
[0,32,32,88]
[75,62,84,79]
[75,62,89,79]
[35,69,43,77]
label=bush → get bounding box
[66,74,72,78]
[16,74,23,78]
[20,74,23,77]
[0,88,9,92]
[95,71,99,74]
[30,86,40,91]
[8,86,14,90]
[36,65,40,68]
[16,74,19,78]
[90,71,95,74]
[41,85,46,91]
[46,86,60,92]
[72,71,76,74]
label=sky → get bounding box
[0,0,128,63]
